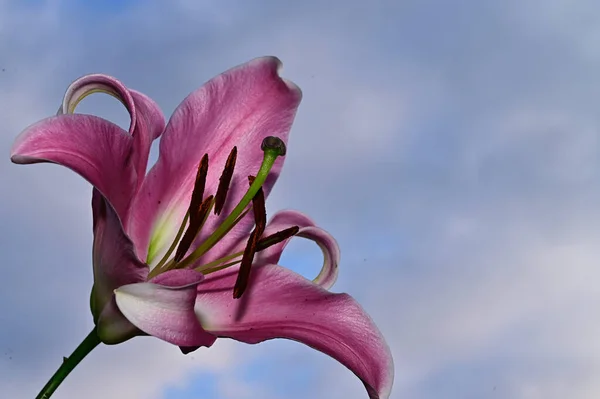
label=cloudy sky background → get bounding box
[1,0,600,398]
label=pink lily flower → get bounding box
[11,57,393,398]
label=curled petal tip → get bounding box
[250,55,283,70]
[283,77,302,100]
[9,154,29,164]
[252,56,303,101]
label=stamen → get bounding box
[232,228,261,299]
[202,259,242,274]
[194,225,300,274]
[176,136,287,269]
[189,154,209,223]
[233,176,267,299]
[174,195,214,263]
[152,212,190,273]
[148,196,215,279]
[246,175,267,227]
[255,226,300,251]
[214,147,237,216]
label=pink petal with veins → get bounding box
[115,269,217,347]
[195,264,394,399]
[129,56,302,265]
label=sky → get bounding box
[1,0,600,398]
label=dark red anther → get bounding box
[255,226,300,252]
[247,175,266,230]
[233,175,267,299]
[189,154,209,224]
[233,229,260,299]
[214,146,237,216]
[174,195,214,263]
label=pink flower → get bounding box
[11,57,393,398]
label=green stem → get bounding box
[35,328,101,399]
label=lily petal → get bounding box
[256,210,340,289]
[265,209,317,232]
[59,74,166,198]
[129,56,302,266]
[91,191,148,321]
[96,296,143,345]
[11,114,136,221]
[128,89,166,189]
[115,269,217,347]
[195,264,394,399]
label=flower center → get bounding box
[147,137,298,298]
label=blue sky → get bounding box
[2,0,600,398]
